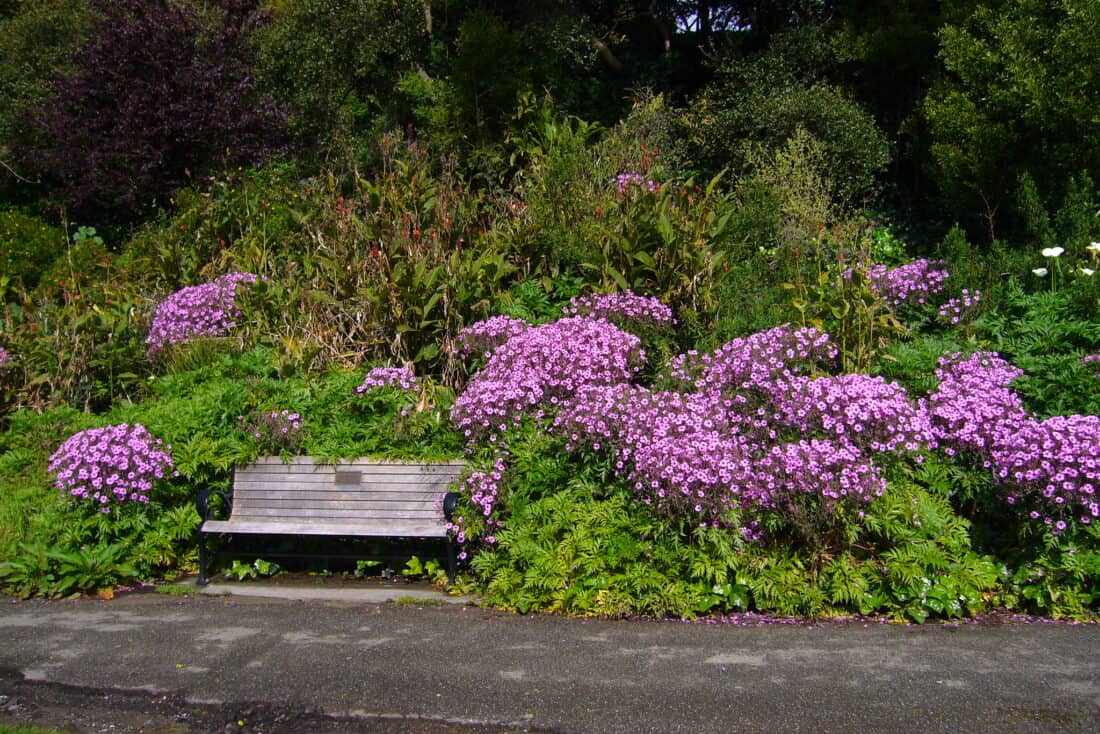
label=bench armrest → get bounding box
[442,491,459,522]
[196,489,231,522]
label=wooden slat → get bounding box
[233,489,442,503]
[201,518,448,537]
[234,496,438,509]
[233,499,439,512]
[233,478,454,492]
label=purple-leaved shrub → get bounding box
[48,424,175,512]
[146,272,258,356]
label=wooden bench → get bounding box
[196,457,465,586]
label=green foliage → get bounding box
[0,0,91,159]
[1002,523,1100,619]
[252,0,427,155]
[0,210,64,295]
[974,281,1100,417]
[695,26,891,205]
[859,479,1000,622]
[225,558,281,581]
[1,229,150,413]
[922,0,1100,240]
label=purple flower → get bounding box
[455,316,530,358]
[48,424,174,510]
[146,272,258,356]
[563,291,674,328]
[355,366,420,395]
[864,259,950,307]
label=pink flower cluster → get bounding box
[146,272,258,356]
[562,291,674,327]
[48,424,175,512]
[612,172,658,194]
[996,415,1100,529]
[1084,353,1100,377]
[937,289,982,324]
[548,325,906,529]
[865,259,951,307]
[930,352,1028,458]
[455,316,530,358]
[355,366,420,395]
[669,324,837,399]
[451,317,645,441]
[777,374,933,454]
[0,346,10,370]
[238,409,304,452]
[930,351,1100,531]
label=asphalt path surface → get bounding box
[0,592,1098,733]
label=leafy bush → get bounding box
[694,26,891,205]
[252,0,426,155]
[0,210,63,296]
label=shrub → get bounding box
[236,408,304,456]
[48,423,175,512]
[252,0,426,155]
[0,210,64,295]
[146,273,259,357]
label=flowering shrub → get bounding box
[451,317,645,441]
[995,415,1100,531]
[455,316,530,358]
[146,272,258,356]
[612,172,658,194]
[865,259,951,307]
[937,289,982,324]
[237,409,305,454]
[776,374,934,454]
[355,366,420,395]
[48,424,175,512]
[669,324,837,399]
[930,352,1028,458]
[562,291,674,328]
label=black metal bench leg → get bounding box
[446,538,457,585]
[197,533,210,586]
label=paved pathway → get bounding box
[1,590,1098,733]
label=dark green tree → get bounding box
[922,0,1100,240]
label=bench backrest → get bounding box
[228,456,465,537]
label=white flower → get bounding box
[1080,267,1096,276]
[1032,267,1049,277]
[1041,246,1065,258]
[1088,241,1100,252]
